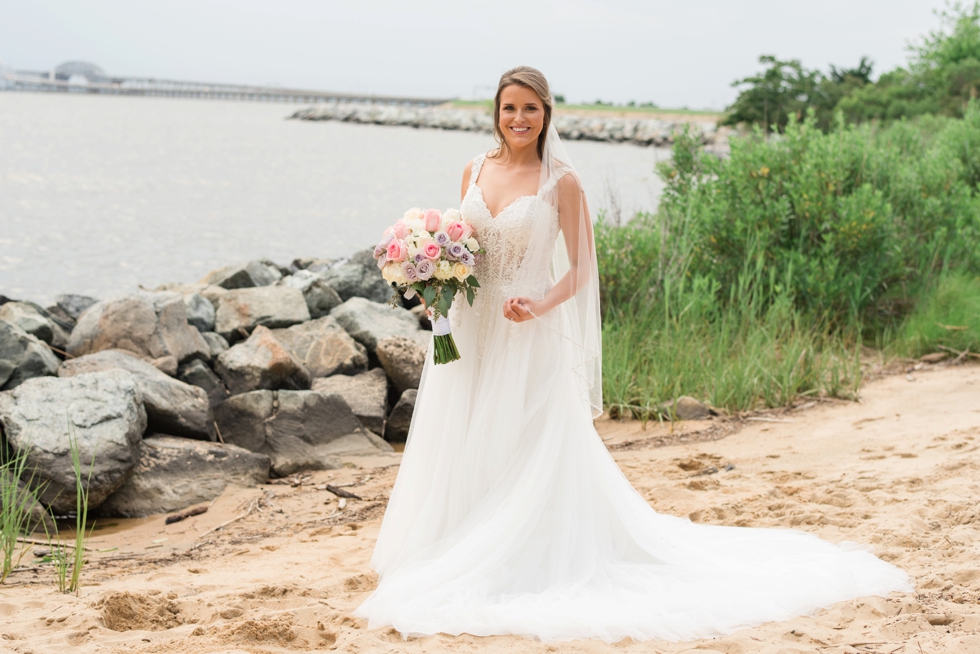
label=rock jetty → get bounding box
[290,104,727,147]
[0,251,425,520]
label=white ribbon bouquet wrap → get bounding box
[373,208,482,364]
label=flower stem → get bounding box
[433,334,461,365]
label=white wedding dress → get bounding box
[354,153,912,643]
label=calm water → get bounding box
[0,93,668,306]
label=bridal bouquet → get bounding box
[374,208,481,364]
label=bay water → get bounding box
[0,92,667,306]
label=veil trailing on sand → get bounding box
[520,123,603,418]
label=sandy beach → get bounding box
[2,362,979,654]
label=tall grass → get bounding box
[0,446,43,583]
[597,105,980,413]
[63,426,95,595]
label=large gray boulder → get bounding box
[54,294,98,321]
[278,270,342,319]
[0,302,70,349]
[199,260,281,289]
[212,286,311,341]
[66,291,210,365]
[97,436,269,518]
[214,326,311,395]
[385,389,417,442]
[214,389,392,476]
[59,350,214,440]
[178,359,229,407]
[376,336,427,393]
[317,249,391,303]
[271,316,367,378]
[330,297,426,354]
[312,368,387,434]
[182,293,215,333]
[0,370,146,513]
[0,321,60,390]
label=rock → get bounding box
[410,304,432,330]
[55,294,98,321]
[214,389,392,476]
[384,389,417,442]
[182,294,215,333]
[214,326,311,395]
[201,331,229,359]
[312,368,387,434]
[291,257,334,272]
[376,337,427,393]
[0,321,60,390]
[0,370,146,513]
[150,356,178,377]
[199,260,281,289]
[271,316,368,378]
[59,350,214,440]
[317,249,392,303]
[658,396,717,421]
[0,302,70,349]
[97,436,269,518]
[177,359,229,407]
[330,297,426,354]
[66,291,210,365]
[278,270,342,319]
[212,286,311,341]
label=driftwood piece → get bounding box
[165,505,208,525]
[325,484,363,500]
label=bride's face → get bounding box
[498,84,544,152]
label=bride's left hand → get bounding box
[503,297,540,323]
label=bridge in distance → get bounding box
[1,61,452,106]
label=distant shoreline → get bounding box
[291,104,730,148]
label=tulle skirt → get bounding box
[354,290,912,643]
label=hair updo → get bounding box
[490,66,553,160]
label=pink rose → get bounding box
[423,209,442,233]
[391,222,411,239]
[446,221,467,242]
[386,239,408,263]
[422,242,442,261]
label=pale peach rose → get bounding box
[452,263,470,281]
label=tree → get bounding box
[722,56,822,133]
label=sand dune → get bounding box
[2,363,979,654]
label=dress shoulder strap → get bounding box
[469,153,488,188]
[538,162,573,197]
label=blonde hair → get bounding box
[490,66,553,161]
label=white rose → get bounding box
[453,263,470,281]
[406,217,424,233]
[434,260,453,281]
[443,208,460,223]
[403,207,421,222]
[464,237,479,252]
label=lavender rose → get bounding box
[414,252,425,264]
[401,261,420,282]
[416,259,435,280]
[447,242,465,260]
[376,252,388,269]
[434,231,451,246]
[460,251,475,267]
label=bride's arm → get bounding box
[461,158,474,203]
[504,173,594,322]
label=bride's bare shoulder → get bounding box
[461,157,476,188]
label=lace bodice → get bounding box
[459,153,562,297]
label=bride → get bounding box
[354,66,911,643]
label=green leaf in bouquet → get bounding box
[466,285,475,306]
[466,275,480,288]
[437,287,453,317]
[423,285,437,308]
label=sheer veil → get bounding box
[522,123,603,418]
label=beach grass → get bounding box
[0,446,43,584]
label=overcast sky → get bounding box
[1,0,949,110]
